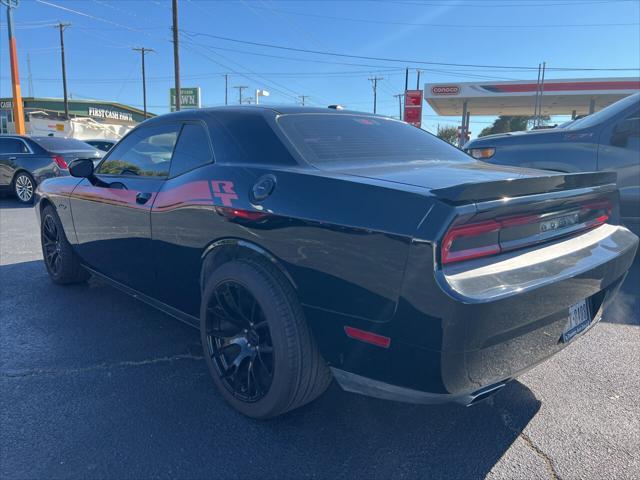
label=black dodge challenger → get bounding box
[35,106,638,419]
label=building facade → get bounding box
[0,97,151,139]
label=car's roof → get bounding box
[147,105,376,121]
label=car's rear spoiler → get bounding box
[431,171,618,205]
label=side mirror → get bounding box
[68,158,95,178]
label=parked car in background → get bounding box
[84,139,117,152]
[465,93,640,231]
[35,106,638,418]
[0,135,103,204]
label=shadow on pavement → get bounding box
[0,259,541,479]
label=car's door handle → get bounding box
[136,192,152,205]
[8,157,16,161]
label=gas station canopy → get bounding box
[424,77,640,116]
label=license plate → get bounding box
[562,300,591,343]
[540,212,579,233]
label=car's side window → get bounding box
[169,122,213,177]
[611,108,640,149]
[97,123,180,177]
[0,138,29,154]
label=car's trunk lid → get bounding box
[334,159,619,265]
[333,160,616,204]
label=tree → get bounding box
[478,115,549,137]
[437,125,459,145]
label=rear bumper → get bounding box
[331,368,509,406]
[320,224,638,404]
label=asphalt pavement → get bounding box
[1,197,639,480]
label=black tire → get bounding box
[41,205,89,284]
[200,258,332,419]
[13,172,35,204]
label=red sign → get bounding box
[403,89,423,128]
[405,90,423,106]
[431,85,460,96]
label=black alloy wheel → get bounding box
[42,213,63,276]
[40,205,89,284]
[200,259,332,419]
[204,280,274,402]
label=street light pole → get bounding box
[133,47,154,119]
[56,22,71,119]
[2,0,25,134]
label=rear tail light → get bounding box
[441,220,501,264]
[52,155,68,169]
[441,200,612,265]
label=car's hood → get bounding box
[333,160,616,204]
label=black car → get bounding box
[0,135,103,204]
[465,93,640,231]
[84,138,117,152]
[35,106,638,419]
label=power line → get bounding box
[181,35,316,103]
[35,0,152,35]
[181,30,640,71]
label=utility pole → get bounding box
[368,76,383,114]
[233,86,248,105]
[404,67,409,91]
[416,69,421,90]
[2,0,25,134]
[56,22,71,119]
[171,0,181,111]
[537,61,546,126]
[298,95,309,106]
[224,74,228,105]
[26,53,33,97]
[133,47,154,119]
[393,93,404,120]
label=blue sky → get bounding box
[1,0,639,137]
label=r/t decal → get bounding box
[211,180,238,207]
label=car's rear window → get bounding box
[277,113,470,167]
[32,137,97,152]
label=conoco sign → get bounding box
[431,85,460,96]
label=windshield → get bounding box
[277,113,470,168]
[565,93,640,130]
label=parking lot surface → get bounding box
[1,198,639,480]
